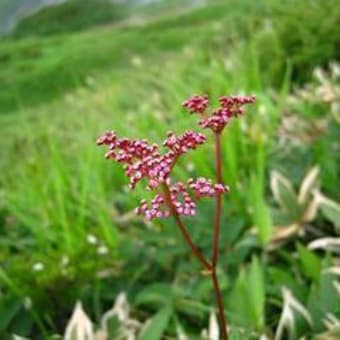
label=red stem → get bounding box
[211,270,229,339]
[162,183,212,270]
[211,132,229,339]
[212,132,223,266]
[162,130,229,338]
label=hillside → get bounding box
[0,0,338,115]
[0,0,64,34]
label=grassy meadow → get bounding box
[0,0,339,338]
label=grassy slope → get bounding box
[0,0,339,115]
[0,0,226,113]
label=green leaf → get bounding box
[248,173,273,245]
[135,283,173,308]
[0,295,22,332]
[297,243,321,282]
[138,306,173,340]
[227,256,265,331]
[253,198,273,245]
[307,270,340,330]
[247,256,265,330]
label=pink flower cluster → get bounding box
[97,94,255,220]
[183,94,256,133]
[96,130,206,190]
[97,128,227,219]
[136,182,196,220]
[163,130,206,155]
[182,95,209,114]
[188,177,229,199]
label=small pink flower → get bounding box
[135,182,196,220]
[188,177,229,199]
[182,95,209,114]
[219,95,256,108]
[96,130,207,191]
[199,108,231,133]
[97,94,254,221]
[183,94,256,133]
[163,130,206,155]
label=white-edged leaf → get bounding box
[308,238,340,253]
[315,192,340,228]
[275,287,313,340]
[12,336,30,340]
[208,310,219,340]
[323,267,340,276]
[174,316,188,340]
[302,192,320,222]
[333,281,340,295]
[101,292,129,326]
[298,166,319,204]
[269,223,300,247]
[64,301,93,340]
[270,171,300,218]
[100,292,140,339]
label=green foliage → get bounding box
[228,256,265,331]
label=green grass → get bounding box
[0,0,339,338]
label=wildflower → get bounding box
[188,177,229,199]
[135,182,196,220]
[183,94,256,133]
[97,95,255,219]
[182,95,209,114]
[163,130,206,155]
[97,130,206,191]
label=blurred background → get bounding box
[0,0,339,339]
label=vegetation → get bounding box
[11,0,129,38]
[0,0,339,338]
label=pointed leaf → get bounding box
[64,302,93,340]
[297,243,322,282]
[138,306,172,340]
[317,193,340,229]
[270,171,301,219]
[247,256,265,330]
[253,198,273,245]
[298,166,319,205]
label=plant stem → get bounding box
[212,132,229,339]
[212,132,223,266]
[162,183,212,270]
[211,269,229,340]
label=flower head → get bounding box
[97,94,254,221]
[188,177,229,199]
[135,182,196,220]
[97,130,206,191]
[182,95,209,114]
[183,94,256,133]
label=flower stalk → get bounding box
[97,94,255,339]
